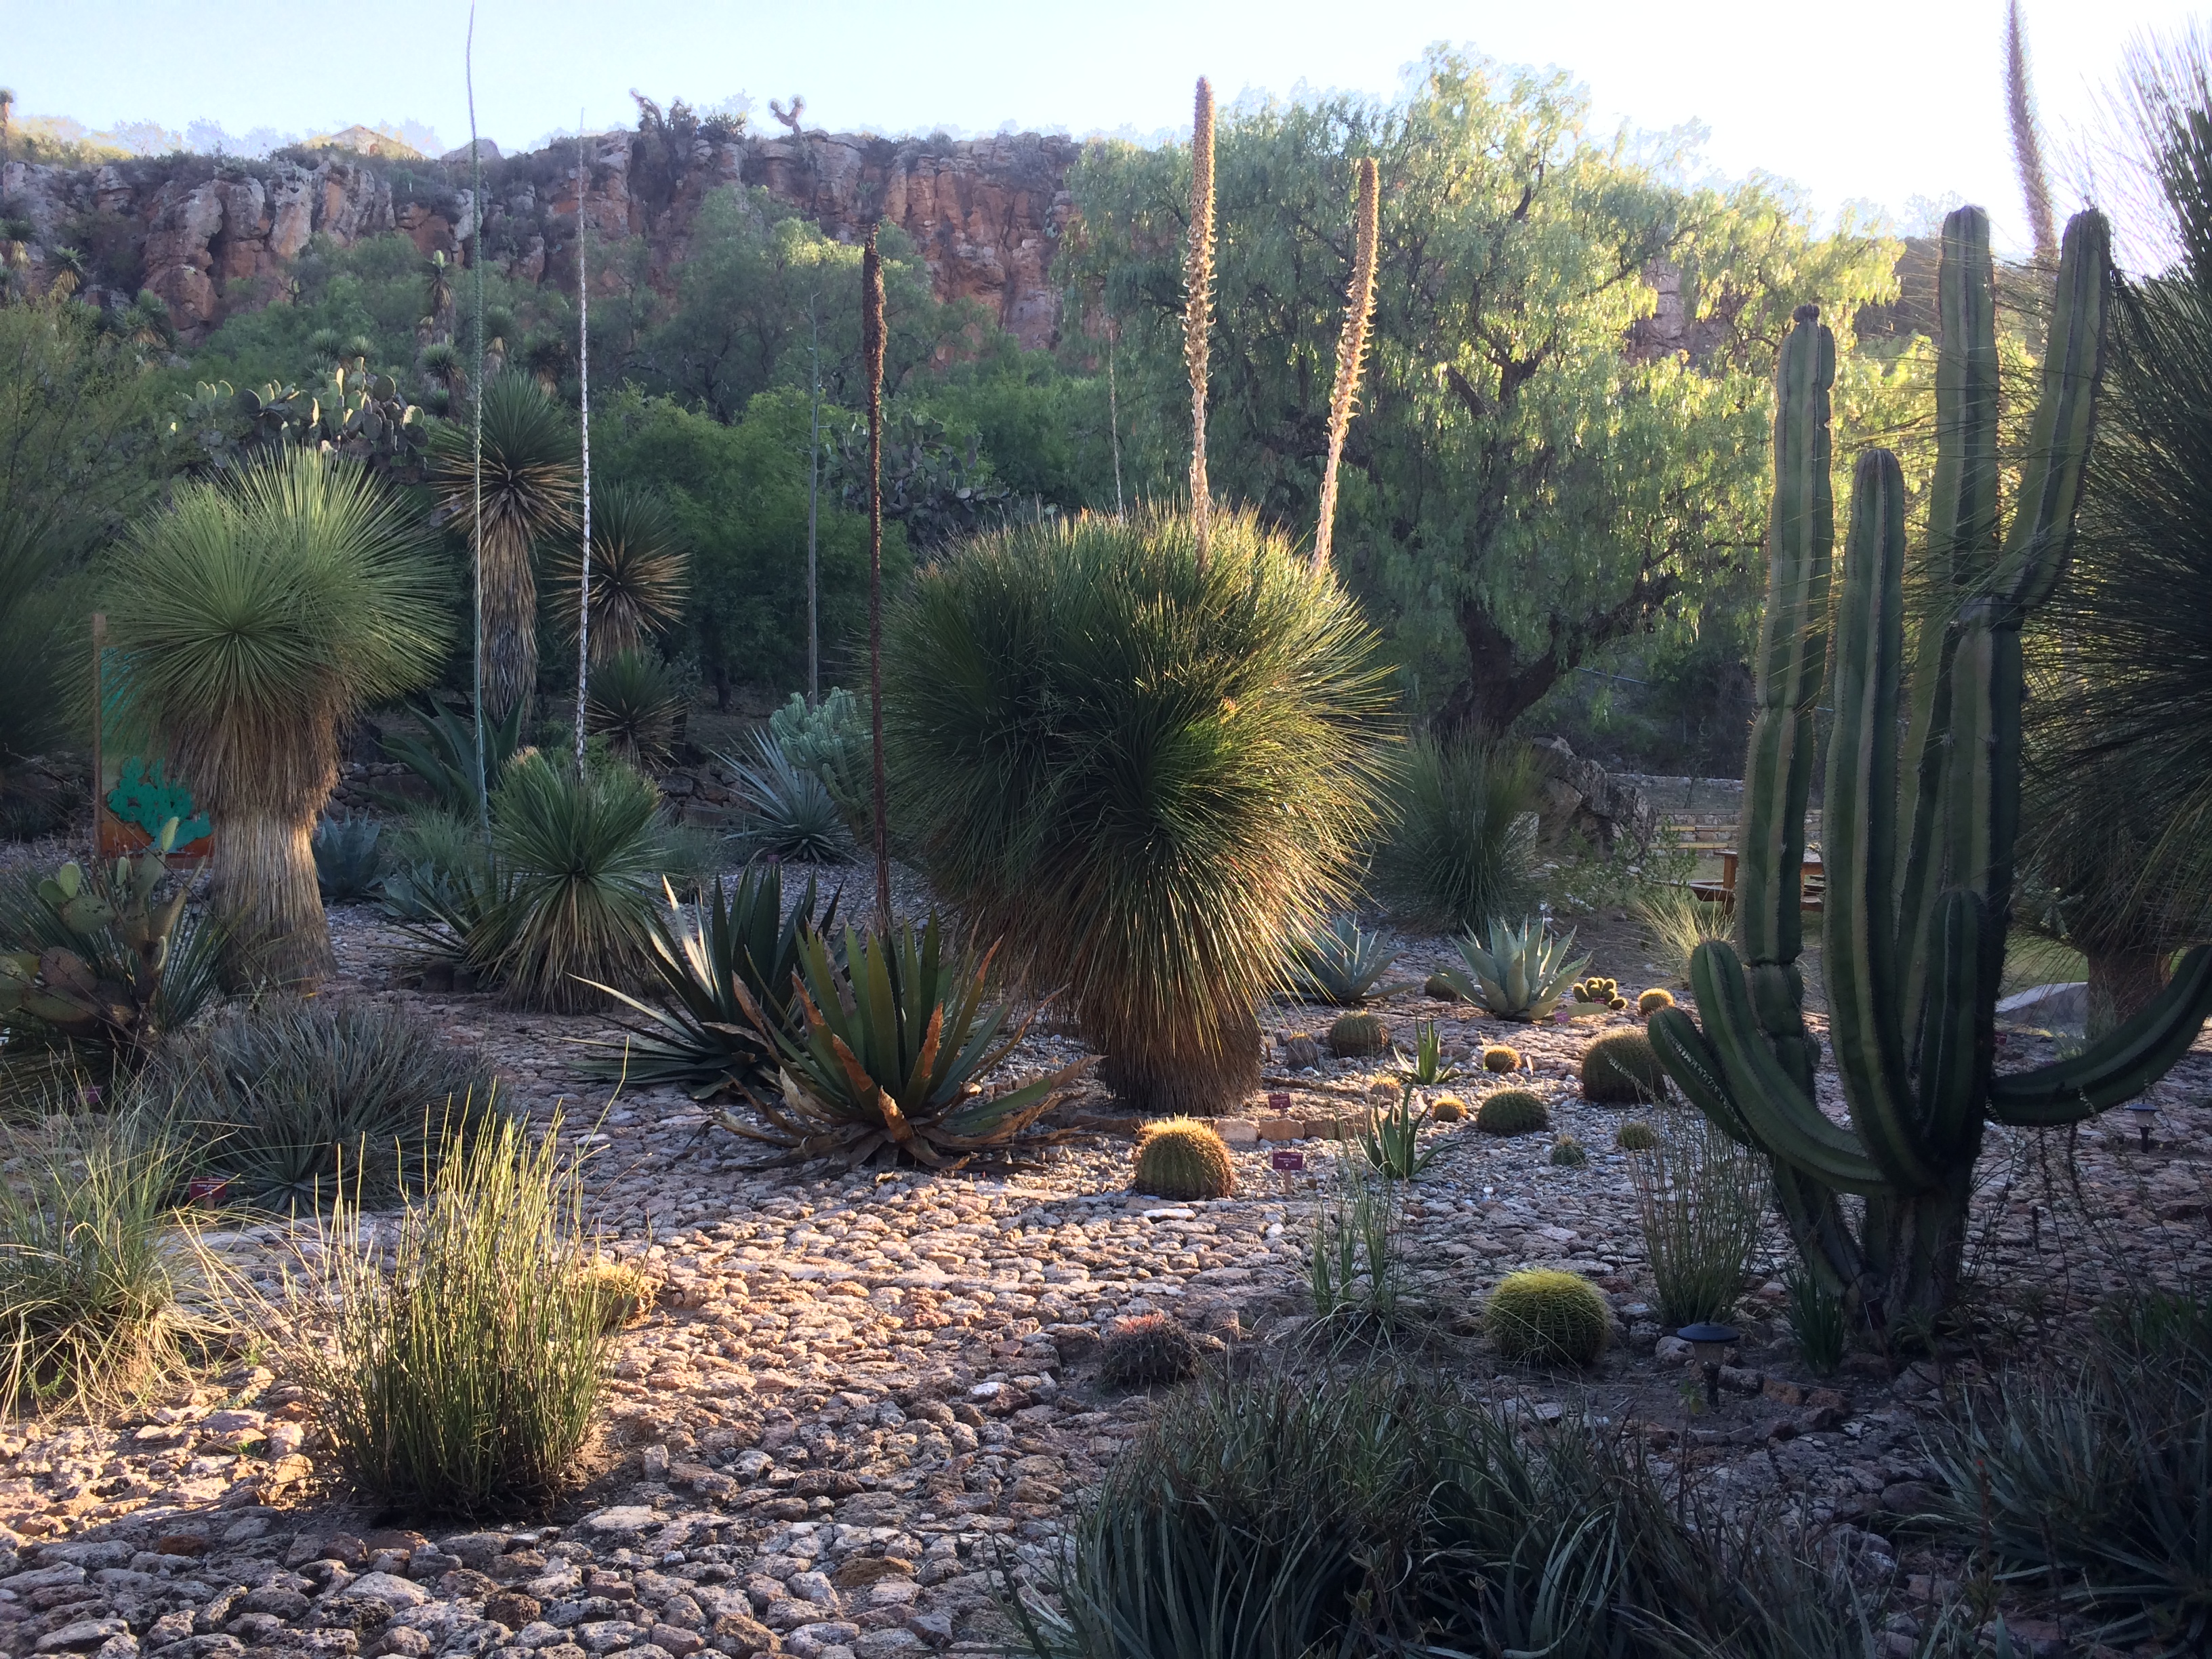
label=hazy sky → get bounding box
[3,0,2196,251]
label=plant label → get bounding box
[1270,1149,1305,1172]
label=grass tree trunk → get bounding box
[213,806,337,988]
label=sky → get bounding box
[2,0,2198,253]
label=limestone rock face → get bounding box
[1,125,1080,348]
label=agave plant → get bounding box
[578,866,836,1099]
[312,817,384,903]
[1290,914,1405,1006]
[726,733,851,863]
[1436,918,1590,1021]
[1395,1019,1461,1088]
[382,697,529,817]
[721,916,1091,1170]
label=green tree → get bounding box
[1070,49,1900,734]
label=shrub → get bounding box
[1290,914,1401,1006]
[1923,1293,2212,1649]
[727,916,1091,1170]
[107,451,449,986]
[1475,1089,1548,1136]
[481,752,665,1011]
[724,732,851,863]
[152,998,501,1212]
[1429,1094,1468,1122]
[1131,1118,1236,1200]
[1580,1029,1669,1104]
[581,865,834,1099]
[0,1111,218,1412]
[1486,1269,1609,1366]
[1328,1010,1388,1058]
[1007,1369,1952,1659]
[1099,1313,1204,1389]
[1549,1134,1588,1168]
[312,817,384,902]
[1628,1111,1768,1329]
[295,1112,608,1516]
[1637,987,1675,1017]
[1372,736,1539,931]
[1616,1120,1660,1151]
[1783,1265,1845,1376]
[883,506,1393,1115]
[1435,918,1589,1021]
[1481,1042,1521,1073]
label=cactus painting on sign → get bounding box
[1647,207,2212,1329]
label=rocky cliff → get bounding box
[0,124,1082,350]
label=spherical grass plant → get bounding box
[884,506,1394,1114]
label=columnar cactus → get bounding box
[1650,208,2212,1326]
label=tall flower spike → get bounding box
[861,228,891,932]
[1185,77,1215,565]
[1314,156,1379,575]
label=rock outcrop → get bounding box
[0,124,1081,350]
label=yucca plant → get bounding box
[546,482,688,661]
[152,998,503,1212]
[579,865,837,1099]
[726,732,851,863]
[382,696,529,817]
[1374,736,1541,933]
[722,916,1091,1169]
[584,647,682,770]
[1290,914,1405,1006]
[884,506,1393,1114]
[478,751,664,1011]
[293,1111,609,1516]
[104,451,449,987]
[428,373,578,718]
[1437,918,1590,1021]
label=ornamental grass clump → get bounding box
[105,451,449,987]
[883,506,1393,1115]
[0,1109,224,1414]
[1627,1111,1768,1329]
[724,916,1091,1170]
[295,1112,607,1517]
[152,998,502,1212]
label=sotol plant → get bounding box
[1649,209,2212,1324]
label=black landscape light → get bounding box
[2125,1099,2160,1151]
[1678,1321,1740,1410]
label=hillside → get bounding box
[0,118,1081,349]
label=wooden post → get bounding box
[90,612,105,858]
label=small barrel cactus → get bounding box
[1637,987,1675,1017]
[1423,972,1464,1001]
[1480,1043,1522,1073]
[1099,1312,1205,1388]
[576,1259,657,1332]
[1328,1010,1389,1058]
[1475,1088,1549,1136]
[1131,1118,1237,1200]
[1430,1093,1469,1123]
[1616,1120,1660,1152]
[1486,1269,1610,1366]
[1549,1134,1588,1168]
[1579,1030,1670,1105]
[1282,1032,1323,1069]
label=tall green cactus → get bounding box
[1650,207,2212,1327]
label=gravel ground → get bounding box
[0,859,2207,1659]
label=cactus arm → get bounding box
[1689,943,1891,1193]
[1737,308,1835,967]
[1988,946,2212,1124]
[1771,1166,1868,1298]
[1917,889,1992,1155]
[1894,624,1956,1039]
[2001,210,2112,611]
[1925,207,2003,592]
[1647,1004,1758,1146]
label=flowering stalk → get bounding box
[1314,156,1378,575]
[1185,77,1215,565]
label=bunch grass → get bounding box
[1628,1109,1769,1330]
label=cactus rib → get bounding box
[2001,208,2112,610]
